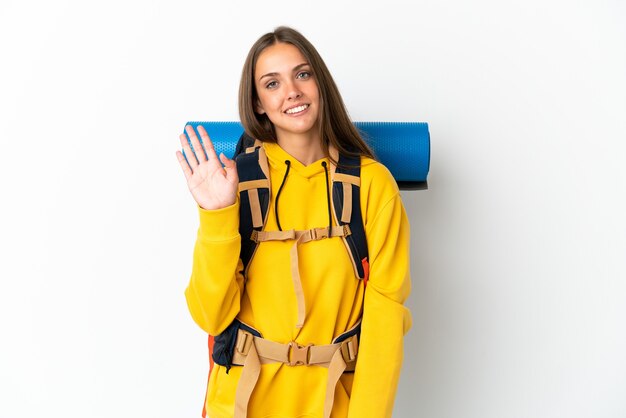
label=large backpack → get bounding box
[201,132,369,417]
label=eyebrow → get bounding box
[258,63,310,82]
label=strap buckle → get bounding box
[287,341,312,366]
[304,228,323,241]
[250,230,259,243]
[342,224,352,237]
[340,336,358,362]
[236,330,254,356]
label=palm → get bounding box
[176,125,239,210]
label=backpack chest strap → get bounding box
[251,225,351,243]
[249,225,351,329]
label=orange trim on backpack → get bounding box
[362,257,369,288]
[208,334,215,370]
[202,335,215,418]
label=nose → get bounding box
[285,80,302,100]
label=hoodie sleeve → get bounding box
[184,201,244,336]
[347,189,412,418]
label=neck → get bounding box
[276,131,325,166]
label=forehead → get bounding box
[255,43,308,77]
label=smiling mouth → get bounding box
[285,104,309,114]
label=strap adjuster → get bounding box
[306,228,325,241]
[236,330,254,356]
[287,341,312,366]
[340,336,358,362]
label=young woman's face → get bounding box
[254,42,320,140]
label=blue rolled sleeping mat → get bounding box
[184,121,430,190]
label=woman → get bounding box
[177,26,412,418]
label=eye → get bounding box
[265,80,278,89]
[296,71,311,80]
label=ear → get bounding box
[255,100,265,115]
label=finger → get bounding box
[197,125,219,162]
[219,152,234,168]
[185,125,208,163]
[179,133,199,168]
[175,150,193,180]
[220,153,239,183]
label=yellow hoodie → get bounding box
[185,141,412,418]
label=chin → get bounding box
[275,118,317,135]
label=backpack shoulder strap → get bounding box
[331,152,369,283]
[234,131,257,156]
[235,136,271,275]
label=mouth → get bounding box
[284,104,309,115]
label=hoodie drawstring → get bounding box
[275,160,291,231]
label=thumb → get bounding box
[220,153,238,179]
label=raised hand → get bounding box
[176,125,239,210]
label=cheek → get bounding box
[264,96,283,113]
[307,86,320,103]
[255,92,271,113]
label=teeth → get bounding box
[285,104,308,114]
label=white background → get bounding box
[1,1,625,417]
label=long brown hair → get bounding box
[238,26,375,162]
